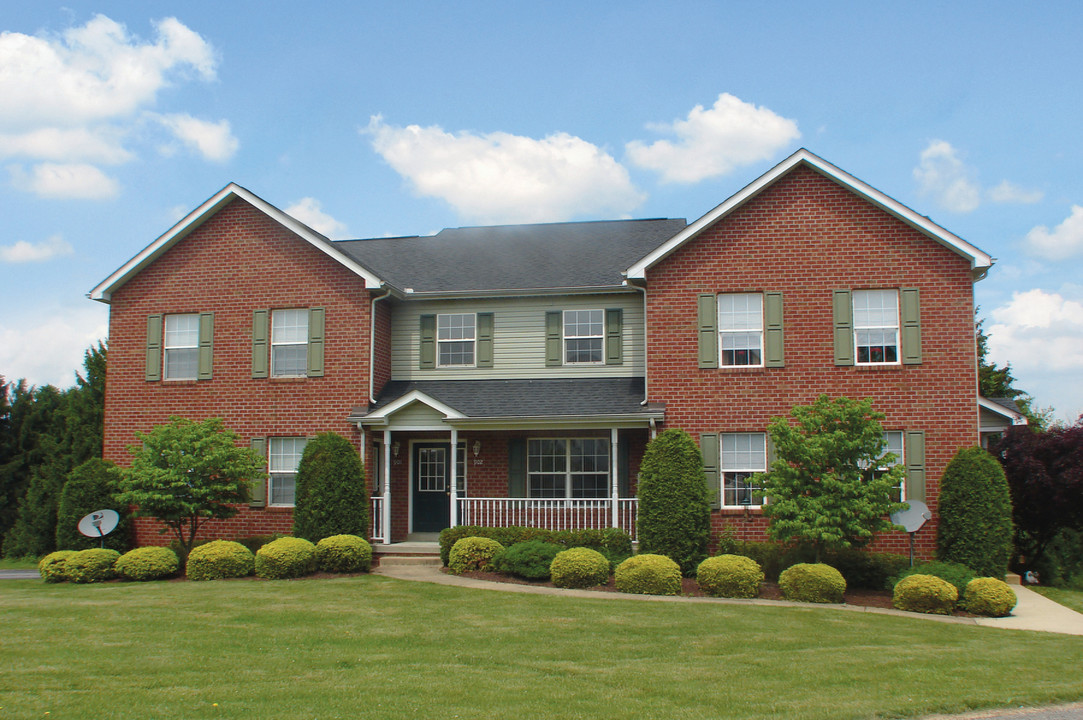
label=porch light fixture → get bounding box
[472,440,481,457]
[392,441,400,457]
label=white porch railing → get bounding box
[458,497,638,541]
[370,496,386,544]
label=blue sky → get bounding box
[2,2,1082,422]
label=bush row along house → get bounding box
[91,149,1021,558]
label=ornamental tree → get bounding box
[292,432,369,542]
[115,417,265,554]
[936,446,1013,578]
[761,395,905,562]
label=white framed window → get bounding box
[878,431,905,502]
[437,313,476,367]
[718,293,763,367]
[527,438,609,498]
[268,437,307,506]
[853,290,899,364]
[564,309,604,364]
[271,309,308,377]
[722,433,766,507]
[163,314,199,380]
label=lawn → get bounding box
[2,575,1082,720]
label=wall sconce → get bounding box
[472,440,482,457]
[392,441,400,458]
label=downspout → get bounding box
[369,286,392,404]
[625,280,649,406]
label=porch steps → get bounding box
[374,541,442,568]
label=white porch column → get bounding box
[382,430,392,545]
[611,428,620,528]
[449,427,459,528]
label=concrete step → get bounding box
[376,554,442,567]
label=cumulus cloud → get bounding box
[9,162,120,199]
[625,93,800,184]
[364,116,645,223]
[285,197,348,239]
[988,180,1043,205]
[913,140,981,213]
[0,234,73,263]
[1025,205,1083,261]
[0,304,109,388]
[157,114,238,161]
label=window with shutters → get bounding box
[722,433,766,508]
[853,290,899,364]
[527,438,609,498]
[268,437,307,506]
[163,314,200,380]
[437,313,475,367]
[563,309,604,364]
[860,431,906,502]
[718,293,763,367]
[271,309,309,377]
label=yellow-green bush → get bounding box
[66,548,121,584]
[115,546,179,581]
[962,577,1016,617]
[550,547,610,589]
[778,563,846,603]
[38,550,78,583]
[697,554,764,598]
[448,537,504,574]
[186,540,254,581]
[255,537,318,579]
[315,534,373,573]
[893,573,958,615]
[615,554,681,595]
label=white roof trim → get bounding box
[625,148,994,280]
[979,397,1028,426]
[89,183,383,302]
[359,390,467,425]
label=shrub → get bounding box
[186,540,254,581]
[493,540,563,580]
[66,548,121,583]
[963,577,1017,617]
[550,547,610,589]
[893,574,958,615]
[55,458,131,553]
[894,561,974,596]
[636,429,711,575]
[255,537,318,579]
[697,555,764,598]
[778,563,846,603]
[115,546,179,581]
[438,526,632,566]
[292,433,369,542]
[937,446,1013,579]
[615,554,682,595]
[38,550,77,583]
[448,537,504,574]
[826,548,911,591]
[315,534,373,573]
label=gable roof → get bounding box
[980,396,1029,426]
[624,148,994,280]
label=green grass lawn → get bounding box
[2,576,1082,720]
[0,556,39,570]
[1031,584,1083,614]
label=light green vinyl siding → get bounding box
[388,401,448,427]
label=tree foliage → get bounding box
[115,417,265,554]
[936,446,1013,577]
[976,314,1049,429]
[292,432,369,542]
[56,458,131,552]
[761,395,905,562]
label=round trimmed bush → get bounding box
[315,534,373,573]
[697,554,764,598]
[895,561,974,596]
[778,563,846,603]
[66,548,121,584]
[448,537,504,574]
[493,540,563,580]
[615,554,681,595]
[549,547,610,589]
[893,574,958,615]
[963,577,1017,617]
[38,550,78,583]
[115,546,179,581]
[186,540,254,581]
[255,537,318,579]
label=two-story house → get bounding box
[90,149,994,558]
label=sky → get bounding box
[1,2,1082,423]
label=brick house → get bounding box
[90,149,993,557]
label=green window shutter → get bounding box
[251,309,269,378]
[248,437,267,508]
[833,289,854,366]
[900,288,922,365]
[605,308,623,365]
[508,438,526,497]
[419,314,436,370]
[766,432,776,469]
[698,293,718,369]
[477,312,494,368]
[700,433,721,510]
[617,436,630,498]
[197,312,214,380]
[905,430,926,503]
[307,307,325,377]
[545,311,563,367]
[764,292,784,367]
[145,314,162,382]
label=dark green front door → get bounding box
[412,443,450,533]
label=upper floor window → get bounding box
[718,293,763,367]
[437,313,476,367]
[163,314,200,380]
[527,438,609,499]
[271,309,309,377]
[721,432,766,507]
[853,289,899,364]
[268,436,307,506]
[564,309,604,364]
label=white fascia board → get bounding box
[979,397,1028,426]
[359,390,467,424]
[625,149,994,279]
[89,183,384,302]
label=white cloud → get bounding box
[0,234,73,263]
[1024,205,1083,261]
[285,197,348,239]
[987,180,1043,205]
[625,93,800,184]
[9,162,120,199]
[0,127,132,164]
[157,114,238,161]
[913,140,981,213]
[365,116,645,224]
[0,304,108,388]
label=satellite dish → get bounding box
[890,500,931,534]
[78,509,120,538]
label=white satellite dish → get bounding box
[78,509,120,539]
[890,500,931,566]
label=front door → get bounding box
[412,443,450,533]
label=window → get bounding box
[722,433,766,507]
[527,438,609,498]
[853,290,899,364]
[271,309,309,377]
[870,431,905,502]
[163,314,199,380]
[718,293,763,367]
[564,309,604,364]
[437,313,476,367]
[268,437,307,506]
